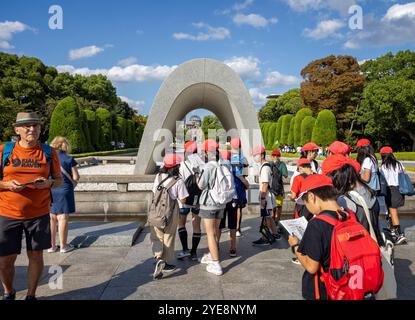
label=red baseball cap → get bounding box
[295,174,334,205]
[252,146,266,156]
[220,150,231,161]
[271,150,281,157]
[356,139,371,148]
[230,138,241,149]
[322,154,361,175]
[184,140,197,154]
[200,139,219,152]
[297,158,311,167]
[302,142,320,152]
[163,153,183,168]
[380,146,393,154]
[327,141,350,155]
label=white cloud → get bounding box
[233,0,255,11]
[284,0,358,15]
[344,3,415,50]
[249,88,268,106]
[224,56,261,80]
[383,2,415,21]
[69,45,105,60]
[263,71,300,87]
[233,13,278,28]
[117,57,138,67]
[303,19,345,39]
[56,63,177,82]
[173,23,230,41]
[119,96,145,111]
[0,20,33,49]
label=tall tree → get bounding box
[300,55,364,140]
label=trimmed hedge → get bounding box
[96,107,113,150]
[301,116,316,146]
[294,108,313,146]
[267,122,278,149]
[287,116,295,146]
[312,110,337,149]
[280,115,294,145]
[275,117,284,145]
[80,110,93,152]
[48,97,88,153]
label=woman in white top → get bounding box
[151,154,189,279]
[380,147,407,245]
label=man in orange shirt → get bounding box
[0,112,63,300]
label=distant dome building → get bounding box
[186,115,202,130]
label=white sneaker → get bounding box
[47,246,59,253]
[60,244,75,253]
[201,253,212,264]
[177,250,191,260]
[206,262,223,276]
[236,231,242,237]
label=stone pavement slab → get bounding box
[2,217,415,300]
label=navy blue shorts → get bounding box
[260,208,273,218]
[0,214,51,257]
[179,208,200,216]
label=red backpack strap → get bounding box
[313,214,339,227]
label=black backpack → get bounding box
[182,161,202,206]
[261,162,284,196]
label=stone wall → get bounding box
[73,175,415,220]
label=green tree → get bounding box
[359,78,415,151]
[280,115,294,145]
[287,117,295,146]
[84,109,101,150]
[48,97,88,153]
[116,116,128,144]
[312,110,337,149]
[202,115,223,138]
[294,108,313,146]
[96,107,113,150]
[258,89,303,122]
[301,116,316,146]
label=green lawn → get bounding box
[70,148,138,158]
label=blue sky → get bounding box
[1,0,415,119]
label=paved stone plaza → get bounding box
[3,216,415,300]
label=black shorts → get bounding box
[0,214,51,257]
[179,207,200,216]
[386,186,405,209]
[219,202,238,230]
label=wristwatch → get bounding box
[291,244,300,254]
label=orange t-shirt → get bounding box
[0,142,61,219]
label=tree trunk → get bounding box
[403,129,415,152]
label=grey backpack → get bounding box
[148,175,179,229]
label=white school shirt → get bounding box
[258,162,277,210]
[381,162,405,187]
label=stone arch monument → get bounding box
[134,58,262,174]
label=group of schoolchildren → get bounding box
[148,136,413,300]
[148,138,249,280]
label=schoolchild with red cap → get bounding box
[287,174,342,300]
[176,140,203,261]
[355,139,380,193]
[326,141,351,157]
[301,142,321,174]
[380,147,408,245]
[323,154,384,246]
[151,153,189,280]
[197,139,227,276]
[252,146,281,246]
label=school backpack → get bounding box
[182,161,202,206]
[314,210,384,300]
[234,173,247,206]
[208,164,236,206]
[1,142,53,179]
[260,162,284,196]
[147,175,180,229]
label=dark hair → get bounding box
[381,153,400,171]
[356,145,377,167]
[159,165,180,177]
[301,185,338,203]
[326,164,375,197]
